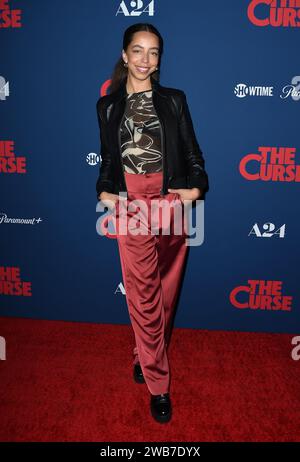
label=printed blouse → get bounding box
[120,90,163,174]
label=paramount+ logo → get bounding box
[239,146,300,182]
[247,0,300,27]
[230,279,292,311]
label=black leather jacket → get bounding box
[96,74,209,198]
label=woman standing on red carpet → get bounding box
[96,23,208,423]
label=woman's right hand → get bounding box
[98,191,119,212]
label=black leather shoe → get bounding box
[133,363,145,383]
[150,393,172,423]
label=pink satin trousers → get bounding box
[115,171,189,395]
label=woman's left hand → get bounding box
[168,187,203,202]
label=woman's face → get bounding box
[122,31,159,82]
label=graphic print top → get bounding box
[120,90,163,174]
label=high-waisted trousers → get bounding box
[115,171,189,395]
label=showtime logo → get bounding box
[234,83,274,98]
[247,0,300,27]
[230,280,292,311]
[234,76,300,100]
[86,152,100,166]
[0,0,22,28]
[239,146,300,182]
[0,140,27,173]
[0,266,32,296]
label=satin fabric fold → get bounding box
[116,171,189,395]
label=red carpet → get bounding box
[0,316,299,442]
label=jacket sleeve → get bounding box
[95,98,115,199]
[178,91,209,191]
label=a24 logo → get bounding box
[116,0,154,16]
